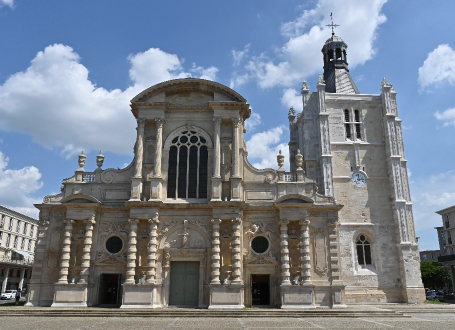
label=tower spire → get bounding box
[326,12,339,36]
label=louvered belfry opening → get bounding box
[167,130,208,199]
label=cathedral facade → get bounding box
[26,34,425,308]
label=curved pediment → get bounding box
[131,78,247,104]
[276,194,314,204]
[60,194,101,204]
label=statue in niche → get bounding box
[178,220,190,248]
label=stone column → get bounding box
[29,220,50,284]
[231,217,242,284]
[146,215,160,284]
[279,220,291,285]
[79,218,96,284]
[57,220,74,284]
[125,219,140,284]
[213,118,221,178]
[134,118,146,178]
[154,118,165,177]
[1,267,9,293]
[231,118,240,178]
[210,219,222,284]
[300,220,311,284]
[18,268,25,290]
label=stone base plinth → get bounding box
[51,283,88,307]
[121,283,160,308]
[331,284,347,309]
[208,284,244,309]
[403,286,426,304]
[280,284,316,309]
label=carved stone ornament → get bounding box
[287,222,300,240]
[243,250,277,265]
[96,150,104,169]
[245,221,276,241]
[99,221,128,241]
[73,227,86,240]
[277,150,284,169]
[78,150,86,169]
[96,251,127,265]
[295,149,303,170]
[220,222,232,238]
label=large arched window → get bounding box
[356,234,372,265]
[167,130,208,199]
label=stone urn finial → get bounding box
[295,149,303,170]
[96,150,104,169]
[277,150,285,169]
[78,150,86,170]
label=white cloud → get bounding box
[435,107,455,127]
[418,44,455,90]
[411,170,455,250]
[246,126,289,170]
[0,0,14,8]
[0,150,42,218]
[244,112,261,132]
[191,63,218,81]
[0,44,219,157]
[232,44,251,66]
[281,88,302,110]
[241,0,387,89]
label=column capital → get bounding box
[231,117,240,127]
[327,220,339,228]
[231,217,242,225]
[211,218,222,225]
[84,218,96,226]
[279,219,290,226]
[137,118,146,129]
[148,217,160,225]
[299,219,310,226]
[155,118,165,128]
[38,220,50,226]
[128,218,140,225]
[214,117,222,126]
[63,219,75,225]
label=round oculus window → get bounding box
[251,236,269,254]
[106,236,123,254]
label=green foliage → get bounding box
[420,261,451,289]
[426,299,445,304]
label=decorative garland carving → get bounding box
[245,221,276,241]
[96,251,127,265]
[243,250,277,265]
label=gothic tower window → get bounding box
[356,234,372,265]
[354,110,362,139]
[344,110,351,139]
[167,130,208,199]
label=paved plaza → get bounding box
[1,307,455,330]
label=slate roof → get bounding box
[324,68,360,94]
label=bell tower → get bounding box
[321,19,359,94]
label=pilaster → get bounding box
[211,117,222,201]
[130,118,146,201]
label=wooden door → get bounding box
[169,261,199,306]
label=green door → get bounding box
[169,261,200,306]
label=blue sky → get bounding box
[0,0,454,251]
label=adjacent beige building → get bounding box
[436,206,455,291]
[26,33,425,308]
[1,205,38,293]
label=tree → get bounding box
[420,261,451,289]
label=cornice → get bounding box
[131,78,247,103]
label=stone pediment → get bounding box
[276,194,314,204]
[131,78,246,104]
[60,193,101,204]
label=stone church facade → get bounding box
[26,34,425,308]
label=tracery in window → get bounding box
[356,234,372,265]
[167,130,208,199]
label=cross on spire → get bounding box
[326,12,339,36]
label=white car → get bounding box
[1,290,17,300]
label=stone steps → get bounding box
[0,308,408,318]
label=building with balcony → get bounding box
[0,205,38,293]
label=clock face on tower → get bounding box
[352,172,366,187]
